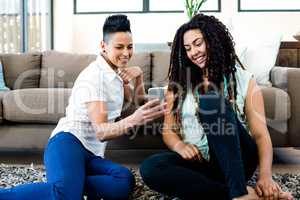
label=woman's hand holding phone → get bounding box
[129,99,167,126]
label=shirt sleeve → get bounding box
[235,66,254,99]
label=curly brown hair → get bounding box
[167,13,244,127]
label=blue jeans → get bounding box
[0,132,135,200]
[140,93,258,200]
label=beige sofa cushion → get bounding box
[3,88,71,124]
[40,51,151,89]
[151,51,170,87]
[40,51,97,88]
[0,53,41,89]
[261,87,291,121]
[2,87,137,124]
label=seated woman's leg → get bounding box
[0,132,87,200]
[140,151,230,200]
[84,156,135,200]
[44,132,88,200]
[0,182,55,200]
[198,93,258,199]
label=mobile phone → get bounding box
[147,87,166,102]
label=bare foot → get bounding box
[279,191,293,200]
[233,186,260,200]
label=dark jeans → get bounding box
[140,93,258,200]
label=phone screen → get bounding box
[148,87,166,102]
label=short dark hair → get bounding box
[102,14,131,42]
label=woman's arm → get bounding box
[87,99,166,142]
[163,90,202,161]
[123,83,134,102]
[245,79,279,197]
[119,66,146,104]
[245,79,273,178]
[162,90,183,150]
[133,73,146,104]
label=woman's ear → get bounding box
[100,40,106,53]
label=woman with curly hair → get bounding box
[140,14,293,200]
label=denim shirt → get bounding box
[181,66,253,161]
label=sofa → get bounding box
[0,50,299,155]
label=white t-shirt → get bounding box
[51,55,124,157]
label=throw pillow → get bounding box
[219,17,248,64]
[0,60,10,91]
[235,44,248,62]
[233,32,283,86]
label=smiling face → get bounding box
[183,29,208,69]
[101,31,133,68]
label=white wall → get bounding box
[54,0,300,54]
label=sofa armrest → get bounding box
[271,66,300,146]
[270,66,288,90]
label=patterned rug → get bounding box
[0,164,299,200]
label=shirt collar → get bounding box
[96,55,123,83]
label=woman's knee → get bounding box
[116,167,135,197]
[140,152,178,184]
[122,167,135,188]
[97,168,135,200]
[110,172,135,200]
[198,92,227,115]
[139,157,154,183]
